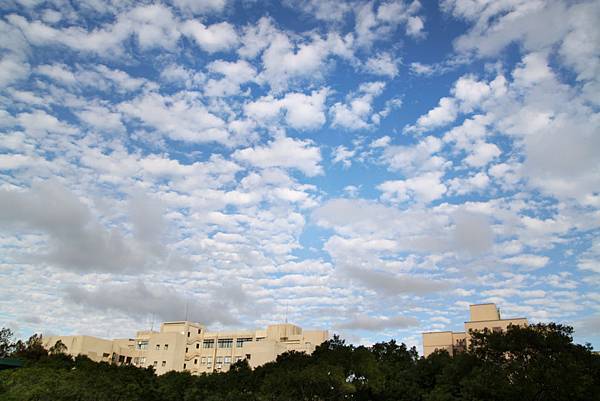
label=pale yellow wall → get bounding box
[44,321,328,375]
[469,304,500,322]
[422,304,528,357]
[43,335,137,363]
[422,331,466,357]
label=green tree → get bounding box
[0,327,15,357]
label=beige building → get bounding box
[422,303,527,357]
[43,321,328,375]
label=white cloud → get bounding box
[17,110,77,137]
[181,20,239,53]
[233,136,323,176]
[363,52,400,77]
[205,59,256,97]
[118,91,229,144]
[172,0,228,15]
[0,154,32,170]
[379,136,446,174]
[378,172,447,203]
[503,254,550,270]
[244,88,329,131]
[464,141,501,167]
[332,145,356,168]
[355,0,425,47]
[8,4,182,55]
[0,56,30,88]
[76,105,125,133]
[411,97,458,131]
[336,314,418,331]
[448,172,490,195]
[330,81,386,129]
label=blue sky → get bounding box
[0,0,599,351]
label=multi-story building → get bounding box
[422,303,528,357]
[43,321,328,375]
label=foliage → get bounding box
[0,324,598,401]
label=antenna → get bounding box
[185,302,189,322]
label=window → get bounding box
[203,339,214,348]
[161,361,166,367]
[102,352,110,358]
[236,338,253,347]
[153,361,158,367]
[164,344,169,351]
[207,356,212,364]
[196,343,200,349]
[194,358,198,365]
[183,363,186,369]
[136,340,148,350]
[218,338,233,348]
[185,347,188,353]
[216,357,222,366]
[224,356,231,364]
[235,356,242,362]
[187,331,190,337]
[201,357,206,364]
[245,354,251,360]
[492,327,502,333]
[256,337,265,342]
[198,328,201,334]
[155,344,160,350]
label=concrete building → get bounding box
[422,303,528,357]
[43,321,329,375]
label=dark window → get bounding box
[218,338,233,348]
[183,363,186,369]
[245,354,251,360]
[185,347,188,353]
[236,338,253,347]
[196,343,199,349]
[203,339,214,348]
[164,344,168,350]
[194,358,198,365]
[198,328,201,334]
[187,332,190,337]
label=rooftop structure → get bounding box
[422,303,527,357]
[43,321,328,375]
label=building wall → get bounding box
[43,321,328,375]
[422,303,527,358]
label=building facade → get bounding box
[422,303,528,357]
[43,321,329,375]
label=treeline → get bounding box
[0,323,599,401]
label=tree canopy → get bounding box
[0,323,598,401]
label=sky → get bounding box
[0,0,599,352]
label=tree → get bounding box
[0,327,15,357]
[13,333,48,362]
[48,339,67,355]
